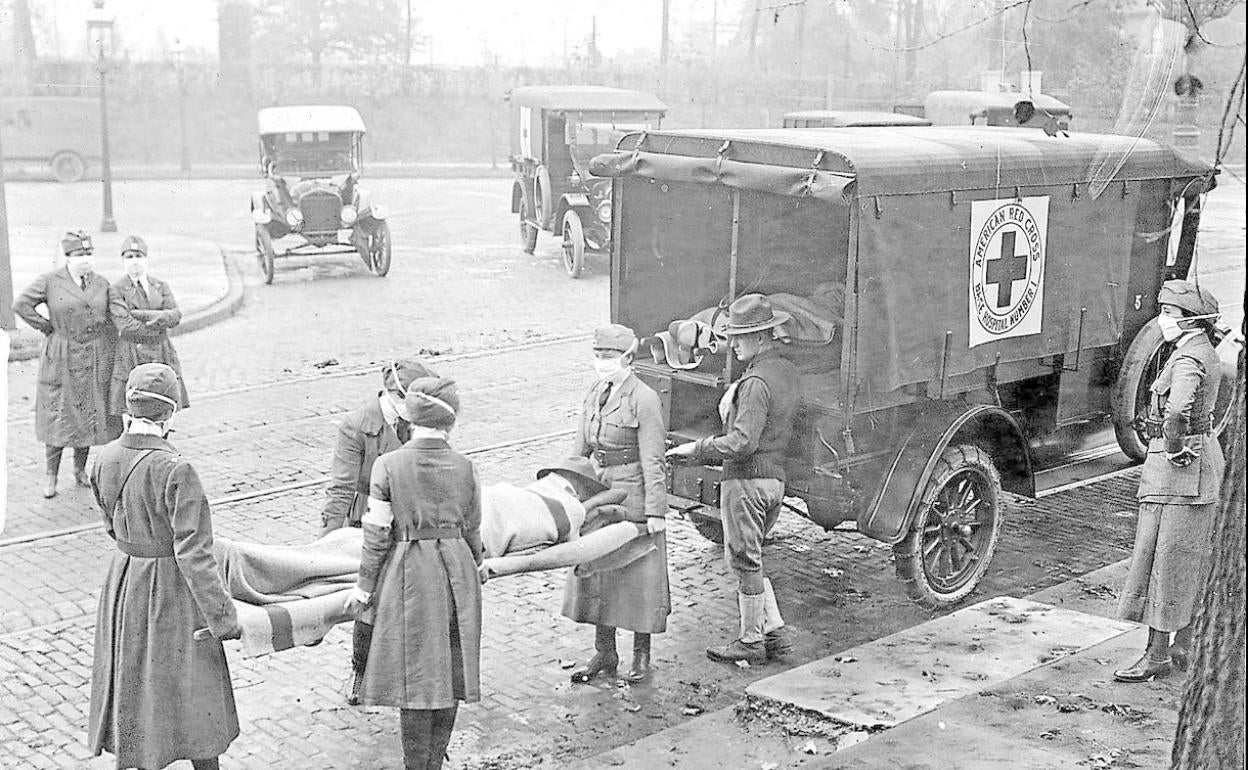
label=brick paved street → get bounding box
[2,176,1241,768]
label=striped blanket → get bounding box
[212,528,362,658]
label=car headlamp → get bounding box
[595,200,612,224]
[341,205,358,226]
[285,209,304,230]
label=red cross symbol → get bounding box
[984,230,1029,309]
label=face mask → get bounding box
[1156,314,1184,342]
[592,357,624,381]
[124,257,148,280]
[66,255,94,278]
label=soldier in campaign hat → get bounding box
[668,294,799,665]
[13,230,119,498]
[322,357,438,706]
[1116,279,1225,683]
[563,323,671,685]
[108,234,191,426]
[88,363,242,770]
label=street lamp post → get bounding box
[87,0,117,233]
[171,38,191,173]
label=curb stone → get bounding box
[5,245,243,362]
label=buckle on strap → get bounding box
[593,446,639,467]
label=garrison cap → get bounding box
[404,376,459,430]
[125,363,182,419]
[120,235,148,257]
[383,358,438,392]
[593,324,637,353]
[61,230,93,255]
[1158,280,1220,318]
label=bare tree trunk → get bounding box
[1171,320,1247,769]
[904,0,923,84]
[10,0,38,89]
[748,0,761,68]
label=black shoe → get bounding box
[706,639,766,665]
[1113,655,1172,683]
[623,652,651,684]
[74,469,91,488]
[346,671,364,705]
[570,651,619,684]
[1168,645,1190,672]
[764,626,794,659]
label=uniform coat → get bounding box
[88,433,239,768]
[322,396,405,530]
[13,268,119,447]
[357,439,483,709]
[1120,332,1225,631]
[563,371,671,633]
[108,275,189,415]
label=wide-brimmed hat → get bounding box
[536,456,609,495]
[126,363,181,419]
[722,294,791,336]
[593,324,638,353]
[61,230,93,256]
[1158,279,1220,318]
[120,235,148,257]
[404,376,459,429]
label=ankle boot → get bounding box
[571,625,618,684]
[707,592,767,665]
[624,633,651,684]
[1113,654,1172,683]
[346,670,365,705]
[1169,625,1194,671]
[42,473,58,499]
[761,579,793,659]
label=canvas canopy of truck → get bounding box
[590,125,1219,606]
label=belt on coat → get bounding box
[116,540,175,558]
[1141,417,1212,438]
[393,526,462,541]
[592,446,640,467]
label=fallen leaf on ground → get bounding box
[1034,694,1057,706]
[312,358,339,368]
[622,703,641,713]
[681,705,704,716]
[822,567,844,578]
[558,660,576,669]
[834,655,858,663]
[1040,729,1061,740]
[799,740,818,754]
[736,660,751,669]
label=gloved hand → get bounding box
[646,516,667,534]
[1166,447,1199,467]
[344,587,371,618]
[665,441,698,461]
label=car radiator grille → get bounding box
[299,190,342,233]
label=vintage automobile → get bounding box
[781,109,931,128]
[251,105,390,284]
[589,126,1237,608]
[0,96,98,182]
[894,90,1074,132]
[507,86,666,278]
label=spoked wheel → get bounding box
[255,224,276,285]
[518,189,538,254]
[50,151,87,183]
[562,210,586,279]
[1111,322,1171,461]
[366,221,392,277]
[893,444,1002,608]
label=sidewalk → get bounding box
[577,559,1188,770]
[6,229,242,361]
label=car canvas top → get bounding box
[782,110,932,127]
[257,105,366,136]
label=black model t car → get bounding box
[508,86,666,278]
[251,105,391,283]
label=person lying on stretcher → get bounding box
[477,456,650,581]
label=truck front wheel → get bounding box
[893,444,1002,608]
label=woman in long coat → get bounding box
[13,231,120,498]
[1116,280,1225,683]
[345,376,482,770]
[564,324,670,685]
[108,235,190,419]
[88,363,242,770]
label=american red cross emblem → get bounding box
[985,231,1030,309]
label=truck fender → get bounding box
[250,192,272,225]
[355,188,387,220]
[858,403,1033,544]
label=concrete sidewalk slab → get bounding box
[6,230,241,361]
[746,596,1135,730]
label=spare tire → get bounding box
[1112,322,1171,461]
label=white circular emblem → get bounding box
[971,202,1044,335]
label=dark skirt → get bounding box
[1118,501,1216,631]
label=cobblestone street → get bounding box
[3,175,1243,768]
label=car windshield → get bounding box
[568,120,651,167]
[263,131,358,177]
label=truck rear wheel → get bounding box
[518,186,538,254]
[50,151,86,183]
[1112,322,1169,461]
[893,444,1002,608]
